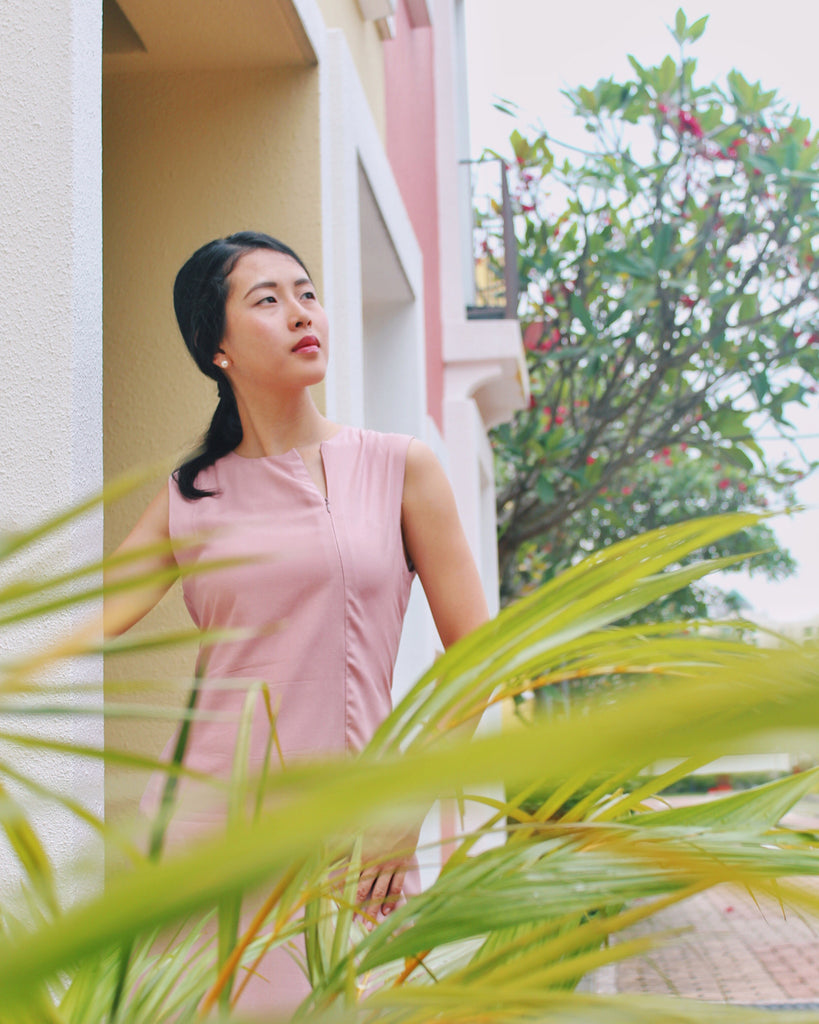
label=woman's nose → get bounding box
[289,302,312,329]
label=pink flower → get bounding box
[661,447,671,456]
[658,103,669,114]
[678,110,704,138]
[718,478,730,490]
[586,455,596,465]
[621,485,633,496]
[680,442,688,451]
[738,482,748,492]
[523,321,544,351]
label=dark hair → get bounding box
[173,231,310,499]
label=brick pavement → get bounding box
[611,880,819,1004]
[590,797,819,1005]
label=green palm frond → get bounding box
[1,495,818,1023]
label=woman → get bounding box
[108,231,489,1010]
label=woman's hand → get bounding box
[356,820,422,920]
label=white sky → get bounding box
[465,1,819,625]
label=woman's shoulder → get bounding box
[333,424,413,457]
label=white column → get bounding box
[0,0,103,903]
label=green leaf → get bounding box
[658,56,677,94]
[673,7,687,42]
[536,476,556,504]
[652,223,675,269]
[689,15,709,41]
[637,767,819,831]
[569,293,597,337]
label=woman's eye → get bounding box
[258,295,276,305]
[302,291,316,301]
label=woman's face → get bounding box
[215,248,329,393]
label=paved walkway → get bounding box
[591,797,819,1006]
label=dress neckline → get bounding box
[225,423,352,463]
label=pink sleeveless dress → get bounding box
[155,426,416,1012]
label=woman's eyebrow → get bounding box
[244,277,312,299]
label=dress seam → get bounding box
[321,446,351,751]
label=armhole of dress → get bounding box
[167,473,189,556]
[397,434,416,576]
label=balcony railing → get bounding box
[460,158,520,321]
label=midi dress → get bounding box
[153,425,417,1012]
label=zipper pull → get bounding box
[325,497,331,513]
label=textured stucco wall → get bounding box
[102,64,322,825]
[0,0,103,900]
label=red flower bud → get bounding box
[678,110,704,138]
[718,478,730,490]
[661,447,671,456]
[523,321,544,351]
[621,485,633,496]
[586,455,596,465]
[738,482,748,492]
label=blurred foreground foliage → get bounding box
[0,478,818,1022]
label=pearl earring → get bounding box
[220,359,229,368]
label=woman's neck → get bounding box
[232,392,338,458]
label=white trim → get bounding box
[357,0,396,20]
[289,0,328,63]
[320,30,424,430]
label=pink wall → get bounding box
[383,0,444,431]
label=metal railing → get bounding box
[459,157,520,321]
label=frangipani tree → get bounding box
[492,9,819,603]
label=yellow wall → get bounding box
[102,64,322,824]
[314,0,386,140]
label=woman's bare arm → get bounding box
[401,439,490,647]
[103,483,177,638]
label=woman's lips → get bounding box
[293,335,320,353]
